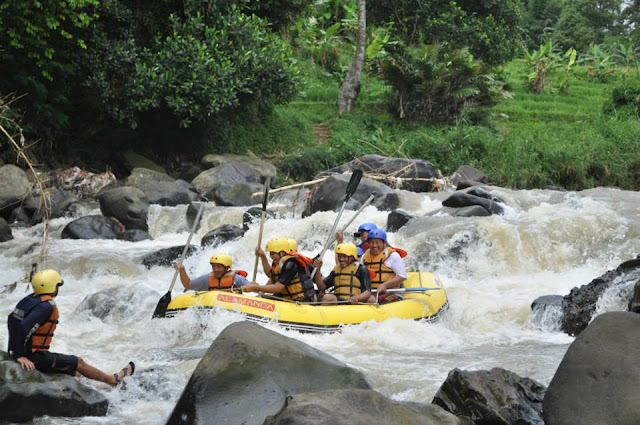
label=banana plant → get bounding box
[558,47,577,94]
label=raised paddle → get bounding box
[326,192,376,247]
[311,169,363,279]
[252,177,271,281]
[152,201,206,319]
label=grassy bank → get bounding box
[215,59,640,190]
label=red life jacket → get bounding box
[31,295,59,352]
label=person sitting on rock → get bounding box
[173,253,248,292]
[361,229,407,304]
[313,243,371,305]
[335,222,378,257]
[242,238,316,302]
[7,269,134,387]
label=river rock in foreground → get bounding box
[166,321,463,425]
[432,367,545,425]
[0,351,108,423]
[544,311,640,425]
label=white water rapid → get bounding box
[1,186,639,424]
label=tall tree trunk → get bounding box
[338,0,366,116]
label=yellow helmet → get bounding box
[265,237,291,254]
[32,269,64,295]
[335,243,358,260]
[288,238,298,251]
[210,253,232,268]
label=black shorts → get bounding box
[27,351,78,376]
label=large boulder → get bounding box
[213,181,262,206]
[123,150,167,174]
[125,167,175,187]
[305,174,399,216]
[23,190,79,224]
[0,351,109,423]
[61,216,124,240]
[387,210,413,232]
[265,389,467,425]
[442,192,504,215]
[75,286,151,321]
[166,321,371,425]
[201,154,277,183]
[98,186,150,231]
[629,280,640,313]
[0,165,31,216]
[142,245,197,268]
[192,161,263,197]
[201,224,245,247]
[561,255,640,335]
[139,181,193,206]
[449,165,489,188]
[0,217,12,242]
[433,367,545,425]
[117,229,152,242]
[543,312,640,425]
[319,155,442,192]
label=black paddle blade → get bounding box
[261,177,271,210]
[345,169,363,200]
[152,291,172,319]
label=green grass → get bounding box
[221,58,640,190]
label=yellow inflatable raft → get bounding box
[165,271,448,332]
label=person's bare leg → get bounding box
[76,357,132,387]
[321,293,338,304]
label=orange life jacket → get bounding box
[208,270,247,290]
[31,295,59,352]
[362,247,401,291]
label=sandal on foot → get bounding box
[113,361,135,387]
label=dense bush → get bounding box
[368,0,522,66]
[379,43,509,124]
[604,79,640,117]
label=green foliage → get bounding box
[603,78,640,117]
[581,43,616,82]
[379,43,509,124]
[196,0,309,32]
[521,0,562,49]
[368,0,523,66]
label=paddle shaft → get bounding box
[327,193,375,247]
[372,287,441,293]
[168,202,206,293]
[251,177,271,281]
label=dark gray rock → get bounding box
[629,280,640,313]
[140,181,192,206]
[442,205,491,217]
[0,217,12,242]
[75,286,151,321]
[433,367,545,425]
[142,245,197,268]
[0,165,30,216]
[466,187,504,204]
[529,295,564,331]
[265,389,467,425]
[544,312,640,425]
[561,255,640,335]
[117,229,152,242]
[442,192,504,215]
[0,350,109,423]
[305,174,398,217]
[532,295,563,311]
[319,154,442,192]
[213,181,262,206]
[98,186,150,231]
[243,206,277,231]
[165,321,371,425]
[9,207,31,226]
[449,165,488,188]
[201,154,277,183]
[387,210,413,232]
[191,160,263,199]
[455,180,483,190]
[23,190,79,224]
[61,216,124,240]
[201,224,245,247]
[125,167,175,187]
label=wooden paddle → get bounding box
[152,202,206,319]
[311,169,363,279]
[252,177,271,281]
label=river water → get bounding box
[1,186,639,424]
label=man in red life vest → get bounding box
[360,229,407,304]
[173,253,249,292]
[313,243,371,305]
[7,270,134,386]
[243,237,316,302]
